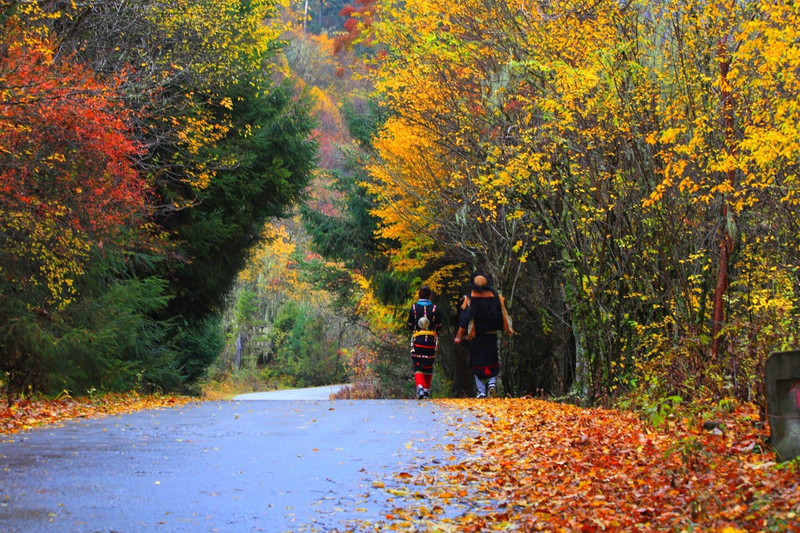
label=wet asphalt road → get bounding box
[232,385,347,401]
[0,396,472,533]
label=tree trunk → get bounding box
[711,225,732,361]
[235,333,243,369]
[711,39,737,362]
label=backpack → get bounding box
[410,302,438,357]
[461,293,515,340]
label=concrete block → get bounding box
[766,350,800,462]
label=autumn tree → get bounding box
[640,0,800,401]
[0,28,146,305]
[333,0,378,54]
[0,17,157,396]
[364,0,800,406]
[1,0,317,394]
[50,0,315,382]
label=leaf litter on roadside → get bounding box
[0,393,195,436]
[350,398,799,532]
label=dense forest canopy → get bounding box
[298,0,800,410]
[0,0,315,398]
[353,0,800,408]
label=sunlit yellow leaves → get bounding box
[146,0,280,80]
[365,0,800,402]
[365,118,448,272]
[238,219,318,302]
[644,0,800,217]
[171,109,231,189]
[1,210,91,308]
[420,264,465,297]
[309,86,346,134]
[138,0,286,191]
[350,271,399,330]
[659,127,683,144]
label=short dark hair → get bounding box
[418,285,432,299]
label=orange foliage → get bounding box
[359,399,800,531]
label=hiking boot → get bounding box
[488,384,497,398]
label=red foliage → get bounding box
[343,17,359,33]
[333,0,377,54]
[0,30,148,241]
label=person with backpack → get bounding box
[454,273,507,398]
[407,285,442,399]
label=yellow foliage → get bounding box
[350,272,401,333]
[142,0,284,190]
[239,219,314,300]
[310,86,346,134]
[366,0,800,402]
[1,209,91,308]
[365,119,449,272]
[422,264,466,297]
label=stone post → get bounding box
[765,350,800,462]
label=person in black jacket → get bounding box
[454,273,503,398]
[407,285,442,399]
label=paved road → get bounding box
[0,396,472,532]
[233,385,347,401]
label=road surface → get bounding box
[0,393,473,532]
[233,385,347,401]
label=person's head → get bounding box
[471,272,491,293]
[418,285,432,299]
